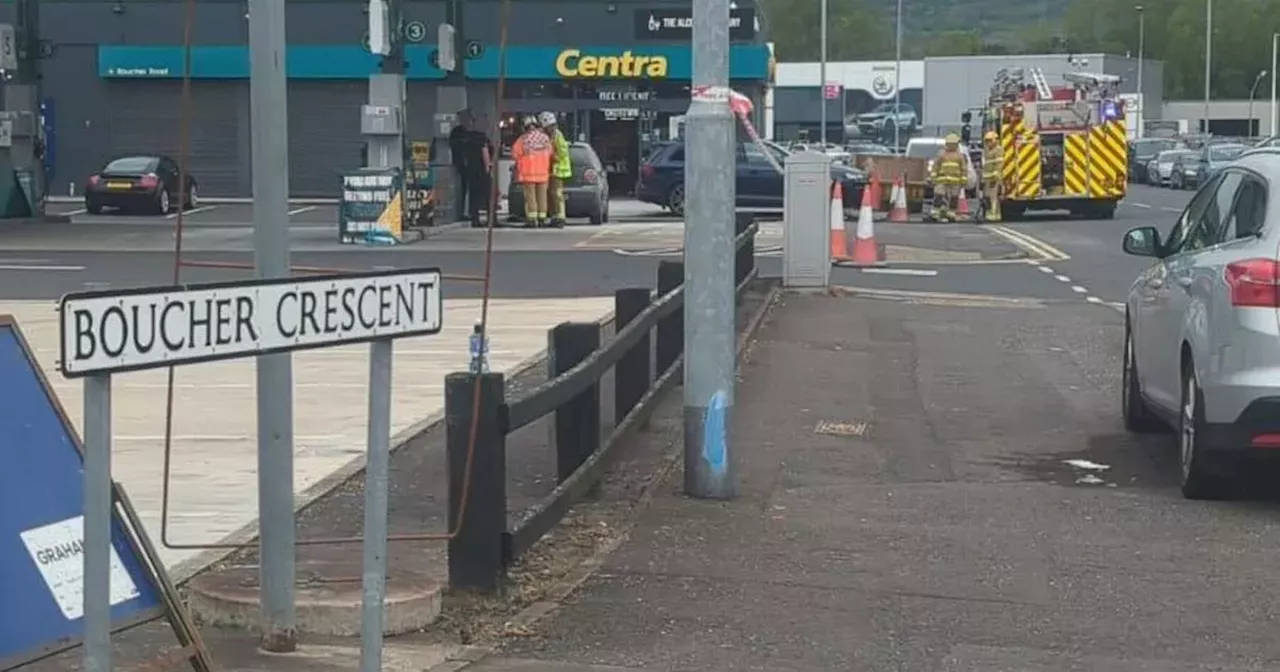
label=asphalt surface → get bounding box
[474,287,1280,672]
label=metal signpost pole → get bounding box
[818,0,827,145]
[248,0,298,651]
[359,339,394,672]
[1203,0,1212,134]
[82,375,112,672]
[1136,5,1144,138]
[684,0,736,499]
[1270,33,1278,137]
[894,0,903,150]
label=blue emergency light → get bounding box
[1101,100,1119,120]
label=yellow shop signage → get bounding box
[555,49,669,79]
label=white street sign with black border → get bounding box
[58,268,442,378]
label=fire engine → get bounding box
[981,67,1129,221]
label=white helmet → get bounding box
[538,111,558,128]
[522,115,538,128]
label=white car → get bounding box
[1121,150,1280,499]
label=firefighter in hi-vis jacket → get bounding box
[979,130,1003,222]
[929,133,968,222]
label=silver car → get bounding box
[1147,149,1196,187]
[1121,151,1280,499]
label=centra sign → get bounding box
[555,49,668,79]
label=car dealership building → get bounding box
[7,0,772,198]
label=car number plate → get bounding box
[106,181,132,189]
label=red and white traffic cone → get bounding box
[888,176,909,223]
[848,182,882,266]
[829,181,853,261]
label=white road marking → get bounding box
[62,208,88,215]
[1054,274,1071,283]
[1128,202,1152,209]
[1086,296,1103,304]
[288,205,318,216]
[1071,285,1088,293]
[1160,206,1182,213]
[1037,265,1054,273]
[860,268,938,276]
[167,205,217,219]
[0,264,85,271]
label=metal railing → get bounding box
[442,217,759,591]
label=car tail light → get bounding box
[1250,433,1280,448]
[640,164,655,179]
[87,175,100,186]
[1224,258,1280,307]
[139,173,159,188]
[582,169,598,185]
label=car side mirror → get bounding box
[1122,226,1162,258]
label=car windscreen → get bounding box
[905,143,942,159]
[1208,146,1244,161]
[104,157,157,173]
[1133,139,1174,157]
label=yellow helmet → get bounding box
[984,130,998,142]
[944,133,960,146]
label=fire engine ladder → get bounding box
[1029,67,1054,100]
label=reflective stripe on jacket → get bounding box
[551,129,572,179]
[513,130,552,184]
[981,147,1003,181]
[932,150,967,185]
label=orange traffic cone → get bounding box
[956,189,970,218]
[888,176,909,223]
[849,182,881,266]
[829,182,852,260]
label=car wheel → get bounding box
[666,184,685,217]
[1122,317,1163,433]
[185,183,198,209]
[157,188,171,215]
[602,200,610,224]
[85,202,102,215]
[1178,362,1227,500]
[588,202,604,226]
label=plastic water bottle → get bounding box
[469,322,489,374]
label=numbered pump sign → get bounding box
[340,167,407,245]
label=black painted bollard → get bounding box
[656,260,684,373]
[445,372,507,592]
[614,287,652,424]
[551,322,601,483]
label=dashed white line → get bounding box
[1086,296,1103,304]
[1071,285,1088,294]
[1037,266,1054,274]
[1054,274,1071,283]
[1030,261,1121,314]
[1130,202,1152,209]
[860,268,938,276]
[1160,206,1182,213]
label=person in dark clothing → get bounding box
[448,110,474,222]
[460,115,494,228]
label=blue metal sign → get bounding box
[0,316,166,668]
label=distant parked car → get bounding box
[84,155,198,215]
[635,140,867,217]
[1129,138,1177,183]
[847,103,919,139]
[845,142,896,156]
[507,142,609,225]
[1147,149,1196,187]
[1172,143,1247,190]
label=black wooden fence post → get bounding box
[614,287,652,424]
[656,260,684,373]
[445,371,507,592]
[551,322,601,482]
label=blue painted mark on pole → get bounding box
[0,318,167,669]
[702,390,728,475]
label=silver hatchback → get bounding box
[1121,151,1280,499]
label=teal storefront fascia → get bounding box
[97,44,771,81]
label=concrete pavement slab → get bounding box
[486,293,1280,671]
[1,296,612,574]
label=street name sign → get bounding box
[58,268,443,378]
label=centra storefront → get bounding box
[471,44,773,195]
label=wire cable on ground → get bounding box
[159,0,514,549]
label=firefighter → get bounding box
[979,130,1003,222]
[540,111,571,228]
[929,133,968,222]
[512,116,553,227]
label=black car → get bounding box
[85,155,198,215]
[635,140,867,217]
[1127,138,1177,184]
[508,142,610,225]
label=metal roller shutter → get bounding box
[106,81,247,197]
[287,81,366,197]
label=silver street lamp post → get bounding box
[1136,5,1144,138]
[1248,69,1268,137]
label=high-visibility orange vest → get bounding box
[513,130,552,184]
